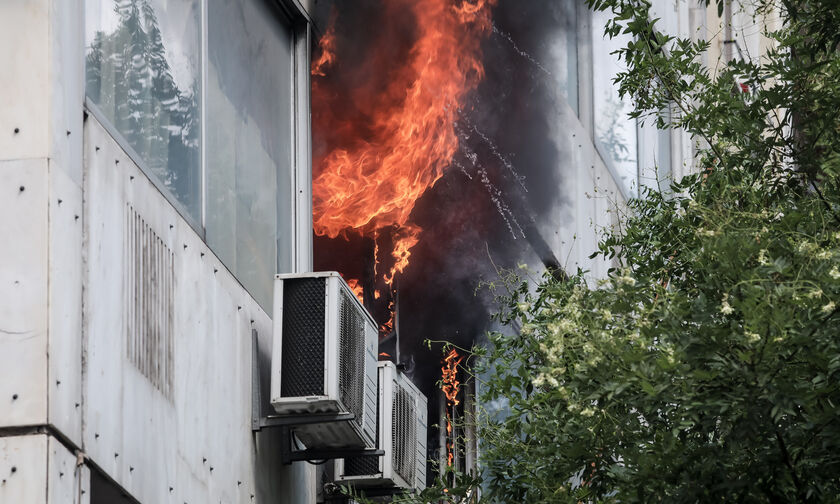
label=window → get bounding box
[85,0,202,221]
[638,107,672,193]
[548,0,579,114]
[205,0,295,308]
[85,0,301,311]
[592,8,639,199]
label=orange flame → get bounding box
[384,225,421,286]
[311,22,336,77]
[441,349,464,405]
[346,278,364,304]
[379,300,395,337]
[441,348,464,468]
[311,0,495,291]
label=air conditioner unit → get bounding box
[335,361,428,493]
[270,272,378,450]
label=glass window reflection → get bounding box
[85,0,201,221]
[548,0,579,114]
[205,0,294,311]
[592,8,639,198]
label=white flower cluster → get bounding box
[797,240,818,255]
[720,293,734,315]
[613,268,636,288]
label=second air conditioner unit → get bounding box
[270,272,378,450]
[335,361,428,492]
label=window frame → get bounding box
[83,0,313,291]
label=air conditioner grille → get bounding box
[281,278,326,397]
[338,290,365,427]
[344,455,380,477]
[393,383,416,484]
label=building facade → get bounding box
[0,0,316,502]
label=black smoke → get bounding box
[311,0,578,404]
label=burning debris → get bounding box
[440,348,464,468]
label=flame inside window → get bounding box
[310,0,496,327]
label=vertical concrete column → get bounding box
[0,434,90,504]
[0,0,85,447]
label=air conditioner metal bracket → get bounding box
[323,484,409,503]
[251,330,385,465]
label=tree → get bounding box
[379,1,840,502]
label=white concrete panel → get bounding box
[0,159,49,427]
[0,0,50,161]
[48,435,84,504]
[48,0,84,185]
[538,96,620,283]
[83,122,127,476]
[0,434,48,504]
[78,462,91,504]
[48,161,84,444]
[84,117,309,504]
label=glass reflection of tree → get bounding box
[86,0,199,213]
[596,92,634,173]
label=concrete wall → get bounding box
[538,87,622,281]
[0,0,317,502]
[0,0,85,445]
[0,433,90,504]
[83,116,314,504]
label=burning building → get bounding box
[0,0,774,503]
[307,0,772,491]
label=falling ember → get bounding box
[311,0,496,296]
[441,348,464,467]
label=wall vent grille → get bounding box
[125,204,174,399]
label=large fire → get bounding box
[311,0,495,317]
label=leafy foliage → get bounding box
[385,0,840,502]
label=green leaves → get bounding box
[385,1,840,502]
